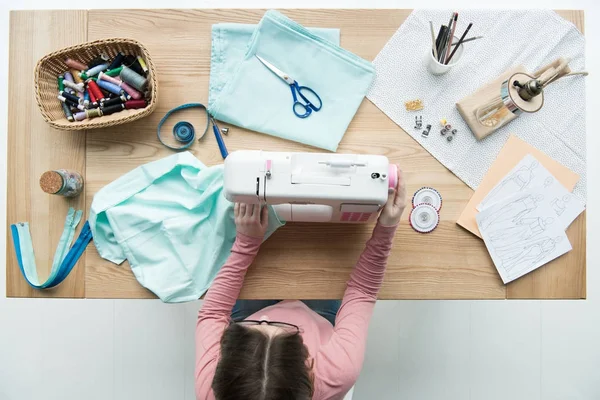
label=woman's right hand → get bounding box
[378,166,407,227]
[234,203,269,239]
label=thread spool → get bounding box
[74,111,87,121]
[83,91,91,107]
[85,108,103,119]
[59,90,82,104]
[101,95,127,108]
[108,52,125,70]
[137,56,149,73]
[96,79,124,96]
[87,80,105,101]
[58,75,64,91]
[64,71,75,84]
[85,63,109,77]
[64,58,88,71]
[101,104,125,115]
[125,99,147,109]
[105,66,123,77]
[120,65,147,91]
[71,69,83,84]
[61,102,74,122]
[98,71,121,86]
[122,55,145,75]
[120,82,141,100]
[88,56,108,69]
[63,79,84,93]
[79,72,89,80]
[40,169,83,197]
[87,87,97,106]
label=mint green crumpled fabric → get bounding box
[208,10,375,152]
[89,152,284,303]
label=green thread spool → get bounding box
[105,66,124,77]
[120,65,147,92]
[85,108,103,119]
[58,74,64,91]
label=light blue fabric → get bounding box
[89,152,284,303]
[209,22,340,110]
[208,10,375,152]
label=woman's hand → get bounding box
[234,203,269,239]
[378,166,407,227]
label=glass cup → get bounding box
[426,35,464,75]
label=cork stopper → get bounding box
[39,171,64,194]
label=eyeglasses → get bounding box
[236,320,300,333]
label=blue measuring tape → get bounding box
[157,103,210,151]
[157,103,229,158]
[10,207,93,289]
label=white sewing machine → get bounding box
[223,150,397,223]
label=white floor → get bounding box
[1,0,600,399]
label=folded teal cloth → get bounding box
[208,10,375,152]
[89,152,284,303]
[209,22,340,110]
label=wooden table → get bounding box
[6,9,586,300]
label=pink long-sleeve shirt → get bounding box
[195,223,397,400]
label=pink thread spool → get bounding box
[65,58,88,71]
[98,72,142,100]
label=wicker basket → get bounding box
[34,38,158,131]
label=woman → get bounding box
[196,168,407,400]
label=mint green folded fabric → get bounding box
[208,10,375,152]
[89,152,284,303]
[209,22,340,110]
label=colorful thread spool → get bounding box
[120,65,147,91]
[71,69,83,84]
[59,91,82,105]
[83,91,91,108]
[108,52,124,70]
[87,87,97,106]
[99,72,143,100]
[61,102,74,122]
[64,58,88,71]
[122,55,145,75]
[63,79,84,93]
[58,75,65,91]
[105,66,123,77]
[39,169,84,197]
[63,72,76,94]
[96,79,124,96]
[125,100,147,109]
[101,104,125,115]
[85,63,109,77]
[87,80,105,101]
[137,56,149,73]
[101,95,127,108]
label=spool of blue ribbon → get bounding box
[157,103,210,150]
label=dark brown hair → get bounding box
[212,323,314,400]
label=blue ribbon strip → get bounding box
[10,207,93,289]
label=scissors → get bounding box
[255,55,322,118]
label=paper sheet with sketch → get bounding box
[476,189,572,284]
[477,154,585,230]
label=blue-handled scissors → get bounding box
[255,55,322,119]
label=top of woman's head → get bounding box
[212,323,313,400]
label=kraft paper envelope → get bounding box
[456,135,580,238]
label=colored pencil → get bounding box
[451,35,483,46]
[446,22,473,64]
[444,12,458,64]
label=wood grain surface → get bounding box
[7,9,585,300]
[6,11,88,298]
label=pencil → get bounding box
[444,12,458,64]
[439,12,455,62]
[429,21,438,60]
[446,22,473,64]
[451,35,483,46]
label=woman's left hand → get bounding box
[234,203,269,239]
